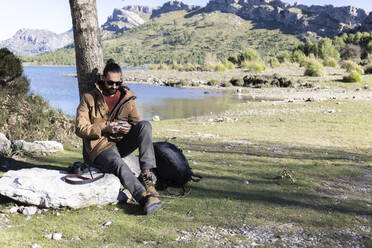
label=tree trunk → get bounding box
[69,0,103,99]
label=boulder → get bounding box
[0,167,125,209]
[0,132,11,156]
[14,140,63,154]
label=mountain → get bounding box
[0,29,73,56]
[20,0,372,66]
[199,0,369,37]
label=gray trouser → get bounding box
[94,121,156,201]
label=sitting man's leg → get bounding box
[116,120,159,196]
[94,146,161,215]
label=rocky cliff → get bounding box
[360,12,372,32]
[151,0,201,19]
[0,29,73,56]
[101,8,145,33]
[202,0,369,37]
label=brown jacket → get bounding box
[75,83,141,164]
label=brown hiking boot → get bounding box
[139,171,160,197]
[139,192,162,215]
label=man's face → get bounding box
[103,71,121,96]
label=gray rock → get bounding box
[123,5,154,15]
[52,233,62,240]
[14,140,63,154]
[152,115,160,121]
[151,1,201,18]
[22,206,38,216]
[0,168,125,209]
[0,132,11,156]
[102,8,145,33]
[122,154,141,177]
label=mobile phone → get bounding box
[117,121,127,126]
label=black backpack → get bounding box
[153,142,202,192]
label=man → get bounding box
[75,59,161,215]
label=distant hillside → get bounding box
[0,29,73,56]
[20,0,372,66]
[22,10,301,66]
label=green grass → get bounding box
[0,94,371,247]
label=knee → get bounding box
[138,120,152,132]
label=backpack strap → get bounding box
[63,164,105,185]
[63,173,105,185]
[191,173,202,182]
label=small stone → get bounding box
[152,115,160,121]
[114,208,119,211]
[44,233,53,239]
[103,221,112,226]
[32,243,41,248]
[23,206,38,216]
[52,232,62,240]
[56,212,61,216]
[9,207,19,214]
[244,180,249,185]
[324,109,336,113]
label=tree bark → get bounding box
[69,0,103,99]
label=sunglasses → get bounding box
[106,80,122,86]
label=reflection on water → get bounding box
[23,66,249,119]
[138,96,244,120]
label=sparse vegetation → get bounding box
[304,59,325,77]
[341,60,364,74]
[343,70,361,82]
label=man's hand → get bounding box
[118,122,131,135]
[104,122,120,134]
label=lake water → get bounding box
[23,66,247,120]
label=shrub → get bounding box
[207,79,219,86]
[304,59,325,77]
[230,77,244,87]
[268,57,280,68]
[171,63,182,71]
[228,55,238,64]
[183,63,198,71]
[323,57,337,67]
[222,60,235,70]
[364,64,372,74]
[291,50,306,64]
[238,48,260,63]
[214,64,227,72]
[276,51,291,63]
[342,44,361,60]
[343,70,361,82]
[341,60,364,74]
[149,64,159,70]
[241,60,266,72]
[220,81,232,87]
[0,48,23,86]
[159,64,169,70]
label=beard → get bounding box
[102,87,118,96]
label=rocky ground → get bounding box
[122,67,372,103]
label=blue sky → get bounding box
[0,0,370,41]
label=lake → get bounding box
[23,66,247,120]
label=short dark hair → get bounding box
[103,59,121,77]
